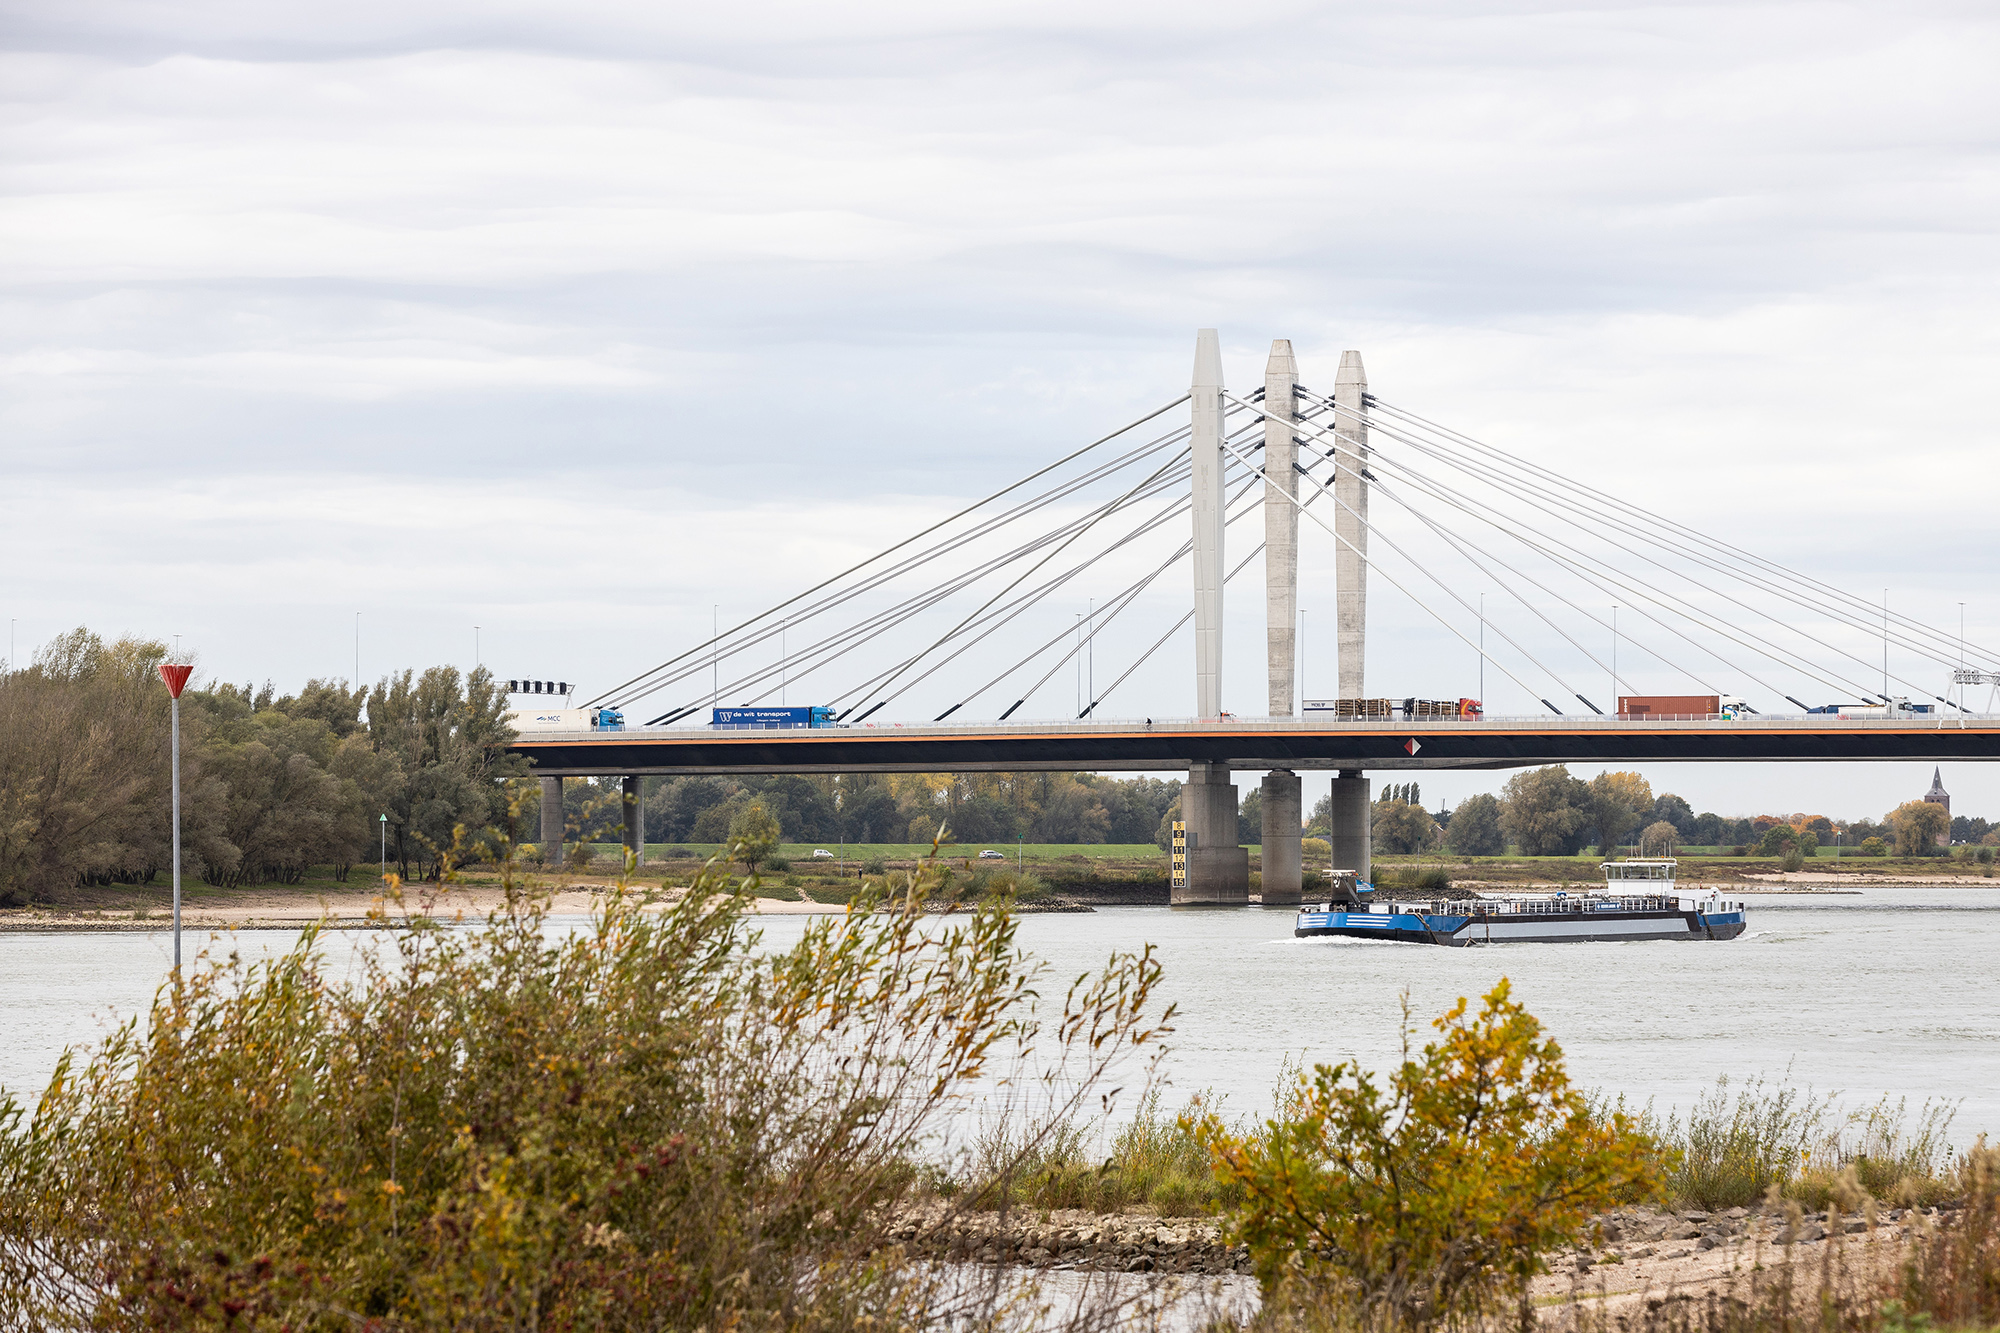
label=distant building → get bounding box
[1924,768,1951,845]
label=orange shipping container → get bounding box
[1617,694,1720,718]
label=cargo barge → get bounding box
[1294,859,1746,946]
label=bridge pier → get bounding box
[1328,769,1371,887]
[540,775,564,866]
[1174,762,1248,904]
[1259,770,1302,905]
[622,775,643,866]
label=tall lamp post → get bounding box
[157,661,195,973]
[380,813,389,877]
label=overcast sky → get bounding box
[6,0,1999,820]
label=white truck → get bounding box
[508,706,625,731]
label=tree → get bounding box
[1889,800,1950,856]
[1238,787,1263,844]
[1372,800,1440,855]
[1028,776,1111,843]
[1499,766,1592,855]
[1638,820,1678,856]
[727,800,781,869]
[1191,981,1660,1326]
[1442,794,1503,856]
[1304,792,1334,839]
[0,629,178,904]
[1588,771,1654,853]
[1859,836,1889,857]
[362,665,525,879]
[193,706,349,887]
[1651,792,1696,834]
[1757,822,1800,857]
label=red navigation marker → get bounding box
[1405,738,1422,756]
[159,663,194,699]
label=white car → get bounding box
[811,849,835,859]
[978,849,1007,860]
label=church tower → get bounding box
[1923,768,1952,845]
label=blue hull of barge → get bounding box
[1295,907,1747,946]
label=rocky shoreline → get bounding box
[889,1206,1247,1275]
[887,1200,1948,1280]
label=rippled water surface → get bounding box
[6,885,1998,1134]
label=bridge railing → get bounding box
[509,712,1995,740]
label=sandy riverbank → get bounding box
[894,1200,1934,1326]
[0,880,860,932]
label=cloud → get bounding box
[5,0,1999,815]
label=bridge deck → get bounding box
[509,715,2000,776]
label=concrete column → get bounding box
[1174,761,1248,904]
[1333,350,1369,699]
[540,775,564,866]
[1264,339,1299,717]
[1259,769,1302,905]
[1328,769,1371,886]
[621,775,642,865]
[1191,329,1226,718]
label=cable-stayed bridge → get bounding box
[513,331,2000,903]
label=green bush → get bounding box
[861,857,887,874]
[766,856,791,872]
[1860,836,1889,857]
[1378,863,1453,893]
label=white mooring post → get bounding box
[1190,329,1226,719]
[1333,350,1369,699]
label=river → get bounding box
[6,885,1998,1138]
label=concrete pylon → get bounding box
[1333,350,1369,699]
[1264,339,1299,717]
[1174,761,1249,904]
[540,775,564,866]
[622,775,643,865]
[1260,769,1302,905]
[1191,330,1225,719]
[1329,769,1371,886]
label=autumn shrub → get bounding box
[0,855,1170,1331]
[1192,981,1660,1331]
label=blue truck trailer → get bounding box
[711,706,835,729]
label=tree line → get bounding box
[0,629,524,905]
[558,770,1183,849]
[1318,765,1987,859]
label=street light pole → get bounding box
[380,813,388,877]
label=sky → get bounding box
[5,0,2000,821]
